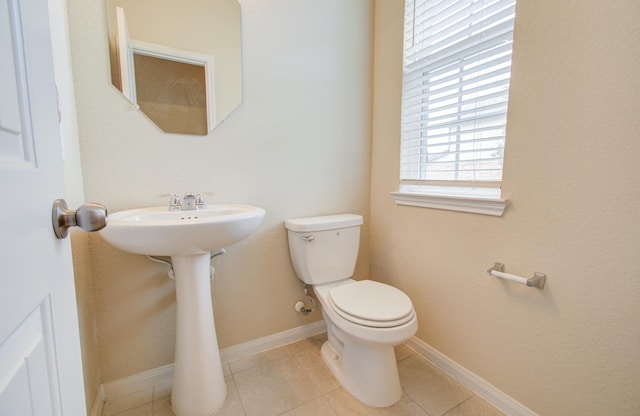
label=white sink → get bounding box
[99,203,265,416]
[100,204,265,256]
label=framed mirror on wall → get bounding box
[106,0,242,135]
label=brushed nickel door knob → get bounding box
[52,199,108,239]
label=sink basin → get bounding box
[100,204,266,256]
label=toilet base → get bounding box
[320,338,402,407]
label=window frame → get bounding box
[394,0,515,216]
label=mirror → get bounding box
[106,0,242,135]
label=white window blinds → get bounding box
[400,0,516,188]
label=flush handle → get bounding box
[300,235,315,242]
[52,199,108,239]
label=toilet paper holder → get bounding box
[487,262,546,289]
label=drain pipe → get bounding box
[147,248,227,280]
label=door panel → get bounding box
[0,0,85,413]
[0,306,54,416]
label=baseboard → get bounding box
[88,385,104,416]
[100,320,327,401]
[219,320,327,363]
[102,363,174,400]
[406,337,538,416]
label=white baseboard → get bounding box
[101,320,327,401]
[219,320,327,363]
[102,363,174,400]
[406,337,538,416]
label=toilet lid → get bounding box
[328,280,414,328]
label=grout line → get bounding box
[229,371,248,416]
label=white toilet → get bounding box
[285,214,417,407]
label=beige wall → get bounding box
[70,232,100,412]
[67,0,373,384]
[371,1,640,415]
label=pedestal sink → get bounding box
[99,204,265,416]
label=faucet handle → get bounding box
[195,192,207,209]
[168,193,181,211]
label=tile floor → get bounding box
[101,333,505,416]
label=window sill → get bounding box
[391,187,508,216]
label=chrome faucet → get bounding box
[182,192,197,210]
[166,192,208,211]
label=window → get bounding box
[393,0,516,215]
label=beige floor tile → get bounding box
[443,396,505,416]
[151,397,173,416]
[394,344,415,362]
[281,397,338,416]
[293,346,340,394]
[102,389,154,416]
[398,355,472,416]
[228,345,292,374]
[223,374,243,411]
[287,332,328,355]
[324,388,384,416]
[233,355,322,416]
[325,388,429,416]
[147,376,244,416]
[380,394,430,416]
[215,405,247,416]
[112,403,153,416]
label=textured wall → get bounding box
[67,0,373,383]
[370,1,640,415]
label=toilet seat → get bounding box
[327,280,415,328]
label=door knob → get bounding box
[52,199,108,239]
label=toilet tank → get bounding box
[285,214,363,285]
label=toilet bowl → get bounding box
[285,214,418,407]
[314,279,417,407]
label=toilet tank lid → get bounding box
[285,214,363,232]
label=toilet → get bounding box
[285,214,417,407]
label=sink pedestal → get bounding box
[98,204,266,415]
[171,253,226,416]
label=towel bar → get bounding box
[487,262,546,289]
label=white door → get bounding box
[0,0,86,414]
